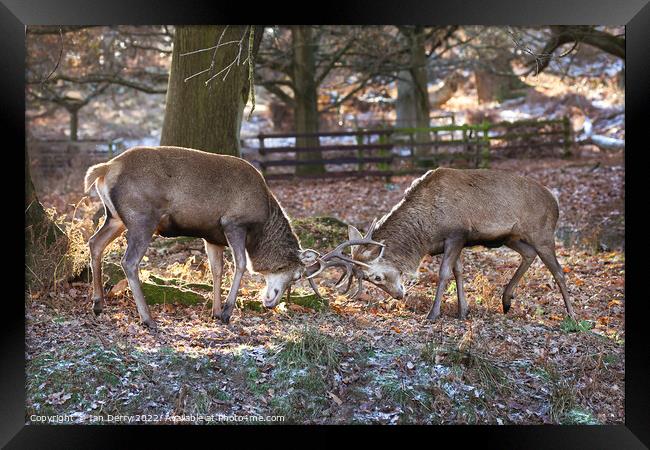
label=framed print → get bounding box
[3,0,648,446]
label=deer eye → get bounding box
[374,275,383,282]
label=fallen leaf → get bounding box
[328,391,343,406]
[109,279,129,297]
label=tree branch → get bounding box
[260,82,295,106]
[40,74,168,94]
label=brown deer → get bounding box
[312,168,576,322]
[84,146,339,329]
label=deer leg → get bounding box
[535,243,576,321]
[221,225,248,325]
[88,217,125,315]
[427,238,464,322]
[502,240,537,314]
[121,224,157,329]
[452,253,468,319]
[204,240,224,319]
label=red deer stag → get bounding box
[310,168,576,322]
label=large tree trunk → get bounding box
[395,70,417,128]
[475,53,529,104]
[291,26,323,175]
[25,147,68,290]
[161,25,262,155]
[397,27,431,158]
[68,106,79,141]
[410,27,431,134]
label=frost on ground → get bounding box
[27,155,624,425]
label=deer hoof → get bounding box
[211,310,222,320]
[426,311,440,322]
[142,318,158,330]
[502,293,513,314]
[92,299,103,316]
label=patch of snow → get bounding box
[590,135,625,150]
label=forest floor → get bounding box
[26,153,624,425]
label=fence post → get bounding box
[258,134,267,177]
[462,127,468,167]
[562,115,572,157]
[433,130,438,163]
[356,132,364,171]
[481,122,491,168]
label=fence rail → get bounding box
[247,116,571,180]
[28,116,572,184]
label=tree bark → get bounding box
[475,53,529,104]
[291,26,323,175]
[161,25,262,155]
[68,107,79,141]
[530,26,625,75]
[397,27,431,158]
[25,147,68,289]
[396,70,417,128]
[409,27,431,134]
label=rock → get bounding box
[292,216,349,252]
[141,282,207,306]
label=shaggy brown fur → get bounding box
[84,146,304,327]
[353,167,574,321]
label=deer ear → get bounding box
[348,225,363,241]
[365,243,384,261]
[299,249,320,266]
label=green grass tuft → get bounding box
[274,326,344,371]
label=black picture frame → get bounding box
[4,0,648,447]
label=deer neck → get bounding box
[246,195,301,273]
[374,206,431,275]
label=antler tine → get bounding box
[304,219,383,296]
[333,264,353,289]
[307,277,322,299]
[366,217,379,238]
[306,257,360,280]
[347,273,364,298]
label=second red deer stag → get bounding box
[313,168,576,322]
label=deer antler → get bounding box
[306,218,384,297]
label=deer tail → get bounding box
[84,162,112,192]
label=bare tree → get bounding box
[509,26,624,76]
[26,26,171,139]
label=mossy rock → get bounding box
[148,274,213,293]
[289,292,328,311]
[141,282,207,306]
[103,262,125,286]
[237,298,265,312]
[185,282,213,293]
[293,216,349,251]
[235,290,327,313]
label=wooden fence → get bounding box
[28,116,571,184]
[28,138,126,177]
[247,116,571,180]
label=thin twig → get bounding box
[41,27,64,84]
[506,27,579,76]
[179,39,239,57]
